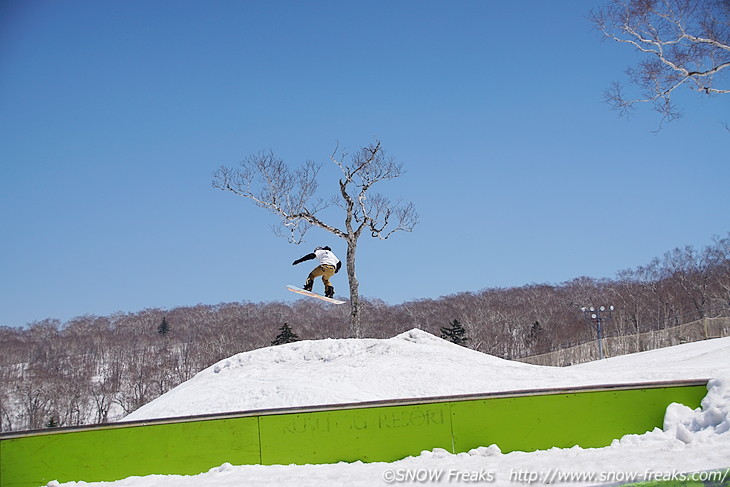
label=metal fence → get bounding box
[519,316,730,367]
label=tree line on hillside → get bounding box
[1,235,728,432]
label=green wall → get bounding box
[0,381,708,487]
[1,416,261,487]
[259,402,454,464]
[450,386,704,453]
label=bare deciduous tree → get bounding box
[591,0,730,126]
[212,140,419,338]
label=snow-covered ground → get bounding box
[55,330,730,486]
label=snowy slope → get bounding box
[55,330,730,487]
[122,329,727,422]
[572,337,730,376]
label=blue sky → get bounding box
[1,1,728,328]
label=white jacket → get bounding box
[314,248,340,267]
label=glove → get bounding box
[292,258,302,265]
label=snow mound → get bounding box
[122,329,541,421]
[122,331,730,422]
[663,376,730,444]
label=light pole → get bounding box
[581,305,614,360]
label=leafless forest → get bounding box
[2,235,728,432]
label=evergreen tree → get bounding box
[271,323,299,346]
[529,321,543,342]
[440,319,469,346]
[157,316,170,336]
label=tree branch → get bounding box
[591,0,729,127]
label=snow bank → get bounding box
[123,330,730,422]
[122,329,541,421]
[663,376,730,444]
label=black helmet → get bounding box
[315,246,331,251]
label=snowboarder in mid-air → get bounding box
[292,246,341,298]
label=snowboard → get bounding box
[287,285,346,304]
